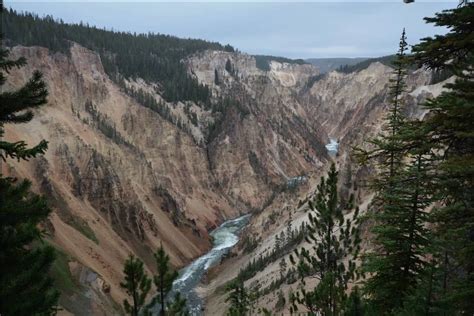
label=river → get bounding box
[165,214,251,315]
[325,138,339,156]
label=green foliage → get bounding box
[394,261,450,316]
[166,293,189,316]
[49,179,100,245]
[3,9,235,104]
[207,97,249,143]
[275,290,286,311]
[0,47,48,161]
[410,4,474,313]
[353,8,474,313]
[120,246,187,316]
[50,248,76,292]
[0,28,59,315]
[67,217,99,244]
[250,266,297,300]
[214,68,220,85]
[336,55,396,74]
[304,73,327,90]
[83,100,135,150]
[153,245,179,316]
[343,287,371,316]
[225,59,234,74]
[226,279,250,316]
[354,30,437,314]
[254,55,307,71]
[120,255,151,316]
[429,68,454,85]
[237,221,307,282]
[241,235,261,254]
[0,178,60,316]
[290,164,362,316]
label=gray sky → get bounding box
[6,1,457,58]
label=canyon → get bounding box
[2,40,449,315]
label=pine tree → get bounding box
[274,233,281,253]
[166,293,189,316]
[387,120,436,314]
[275,290,286,311]
[279,231,286,249]
[290,164,361,316]
[286,211,294,244]
[343,287,369,316]
[226,279,250,316]
[153,244,179,316]
[120,255,151,316]
[410,3,474,313]
[361,121,435,314]
[352,29,433,314]
[225,59,233,74]
[0,42,48,160]
[395,260,447,316]
[0,30,59,315]
[214,68,220,85]
[279,257,287,279]
[354,28,408,189]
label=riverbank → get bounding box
[168,214,250,315]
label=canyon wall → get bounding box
[3,44,328,314]
[3,42,448,314]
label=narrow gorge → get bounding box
[1,7,460,315]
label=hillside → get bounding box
[3,10,329,314]
[306,57,368,73]
[203,64,451,315]
[2,8,452,316]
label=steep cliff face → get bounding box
[203,65,454,315]
[187,50,328,210]
[3,44,330,314]
[3,44,236,314]
[4,40,447,314]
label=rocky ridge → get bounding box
[3,41,448,314]
[3,44,327,314]
[202,63,454,314]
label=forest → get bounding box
[2,9,234,104]
[0,2,472,316]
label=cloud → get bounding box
[293,46,361,55]
[6,1,456,58]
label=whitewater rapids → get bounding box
[166,214,250,315]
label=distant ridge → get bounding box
[306,57,368,73]
[253,55,308,71]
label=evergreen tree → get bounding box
[352,29,434,314]
[225,59,233,74]
[120,255,151,316]
[286,211,294,244]
[279,231,286,248]
[0,45,48,160]
[290,164,361,316]
[343,287,368,316]
[395,260,447,316]
[275,290,286,311]
[2,9,235,105]
[279,257,287,279]
[166,293,189,316]
[153,244,179,316]
[354,29,408,189]
[0,178,59,316]
[361,121,435,314]
[274,233,281,253]
[410,3,474,313]
[226,279,250,316]
[214,68,220,85]
[0,30,59,315]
